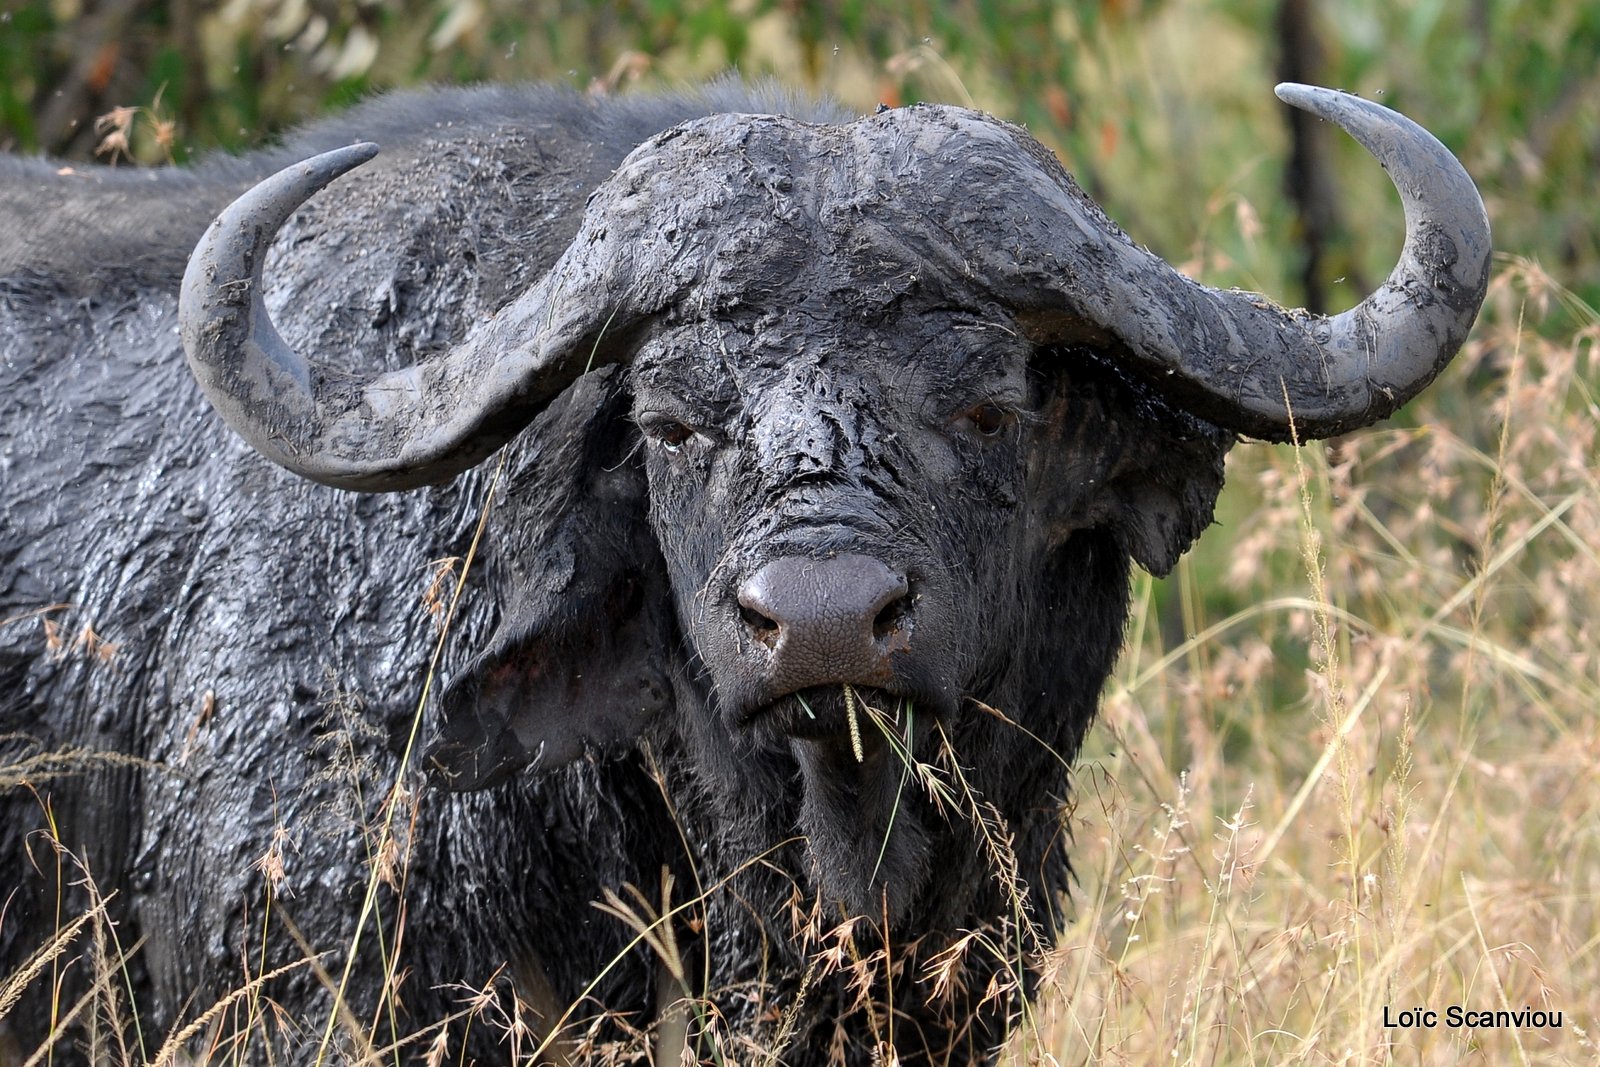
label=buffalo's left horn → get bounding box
[180,144,642,491]
[1022,84,1491,440]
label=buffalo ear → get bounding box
[1029,349,1233,577]
[426,366,672,791]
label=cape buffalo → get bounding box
[0,81,1488,1063]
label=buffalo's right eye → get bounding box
[969,403,1009,436]
[947,401,1015,438]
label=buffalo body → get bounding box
[0,81,1487,1064]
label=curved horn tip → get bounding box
[288,141,374,183]
[262,142,381,217]
[1259,80,1490,438]
[1271,83,1417,143]
[180,141,384,458]
[1274,81,1342,111]
[1273,82,1390,126]
[184,141,381,291]
[311,141,382,178]
[214,142,380,238]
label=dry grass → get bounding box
[1022,259,1600,1066]
[5,262,1596,1065]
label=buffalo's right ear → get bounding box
[426,366,672,791]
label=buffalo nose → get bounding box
[736,554,911,690]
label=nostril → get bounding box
[740,603,779,635]
[872,596,909,638]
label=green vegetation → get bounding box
[3,1,1598,1063]
[4,0,1597,308]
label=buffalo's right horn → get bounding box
[180,145,648,492]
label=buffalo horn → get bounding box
[179,144,641,491]
[1024,84,1491,441]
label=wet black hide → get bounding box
[0,83,1232,1064]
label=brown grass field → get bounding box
[1024,257,1600,1065]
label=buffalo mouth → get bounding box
[740,684,953,750]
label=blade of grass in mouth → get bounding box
[844,684,864,763]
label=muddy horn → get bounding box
[179,144,647,491]
[1018,84,1491,441]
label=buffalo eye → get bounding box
[951,402,1013,438]
[643,417,697,453]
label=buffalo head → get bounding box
[178,85,1489,925]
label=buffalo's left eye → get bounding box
[641,416,702,453]
[952,402,1013,437]
[651,421,695,452]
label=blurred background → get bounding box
[2,0,1597,311]
[4,3,1598,1062]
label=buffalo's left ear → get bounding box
[426,366,672,791]
[1028,349,1234,577]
